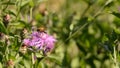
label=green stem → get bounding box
[31,53,35,68]
[3,41,9,66]
[15,43,22,58]
[80,4,91,19]
[30,7,33,21]
[113,46,119,68]
[66,2,107,41]
[66,22,88,41]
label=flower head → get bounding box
[23,30,56,54]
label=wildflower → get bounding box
[23,30,56,55]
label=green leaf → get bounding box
[9,20,26,29]
[111,12,120,18]
[37,62,43,68]
[14,57,23,64]
[0,62,2,68]
[0,21,7,34]
[20,0,29,10]
[24,59,31,68]
[29,0,34,7]
[2,2,15,5]
[36,53,43,58]
[47,54,62,65]
[8,10,17,17]
[76,41,87,54]
[114,28,120,34]
[15,64,24,68]
[84,0,96,5]
[105,0,113,7]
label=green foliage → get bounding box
[0,0,120,68]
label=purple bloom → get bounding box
[39,32,48,40]
[31,31,39,39]
[45,36,56,50]
[29,38,44,49]
[23,31,56,54]
[23,39,30,46]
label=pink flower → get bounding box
[39,32,48,39]
[23,39,30,46]
[23,31,56,54]
[45,36,56,50]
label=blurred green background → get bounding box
[0,0,120,68]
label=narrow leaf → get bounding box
[111,12,120,18]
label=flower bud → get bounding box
[0,32,4,40]
[5,35,10,46]
[20,44,27,54]
[23,28,28,34]
[6,59,14,68]
[3,14,10,27]
[39,3,48,16]
[30,20,37,26]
